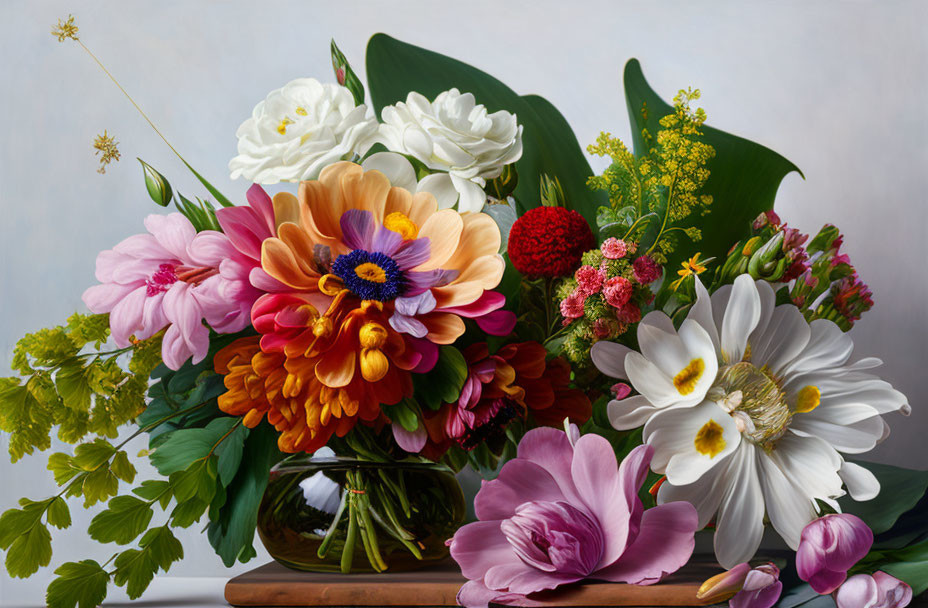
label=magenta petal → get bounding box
[372,223,403,255]
[821,515,873,572]
[500,566,582,596]
[217,206,268,260]
[438,290,505,317]
[475,310,517,336]
[516,427,582,505]
[392,423,427,454]
[593,501,697,584]
[474,459,566,521]
[570,434,629,568]
[409,338,439,373]
[456,580,538,608]
[807,569,848,596]
[340,209,376,251]
[245,183,275,232]
[617,444,653,535]
[448,521,516,581]
[730,581,783,608]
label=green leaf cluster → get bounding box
[0,313,161,462]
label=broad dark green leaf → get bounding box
[215,423,249,487]
[879,538,928,595]
[838,460,928,535]
[365,33,606,229]
[623,59,801,271]
[412,346,468,410]
[46,560,110,608]
[149,417,238,476]
[207,423,281,566]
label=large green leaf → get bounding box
[838,460,928,535]
[365,33,606,230]
[623,59,802,271]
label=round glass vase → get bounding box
[257,454,466,573]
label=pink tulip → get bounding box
[448,426,698,608]
[796,513,874,594]
[834,571,912,608]
[697,562,782,607]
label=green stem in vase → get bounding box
[340,496,359,574]
[356,490,387,572]
[378,469,411,518]
[368,503,422,560]
[317,487,349,559]
[371,484,415,541]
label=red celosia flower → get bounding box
[508,207,594,278]
[632,255,662,285]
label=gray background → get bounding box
[1,0,926,604]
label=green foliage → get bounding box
[330,39,366,106]
[0,498,57,578]
[365,33,606,230]
[111,526,184,600]
[0,313,161,462]
[46,560,110,608]
[88,496,154,545]
[839,461,928,535]
[622,59,801,273]
[150,417,240,476]
[412,346,468,410]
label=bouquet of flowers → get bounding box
[1,17,924,608]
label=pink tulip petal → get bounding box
[593,501,697,584]
[409,338,439,374]
[872,571,912,608]
[392,423,427,454]
[474,459,566,521]
[438,290,505,318]
[834,574,878,608]
[730,580,782,608]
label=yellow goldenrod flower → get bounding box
[51,15,79,42]
[93,131,120,174]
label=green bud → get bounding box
[486,164,518,200]
[540,174,566,207]
[138,159,173,207]
[330,39,365,107]
[807,224,841,254]
[747,232,784,278]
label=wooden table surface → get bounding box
[225,559,724,607]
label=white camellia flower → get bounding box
[378,88,523,213]
[229,78,379,184]
[591,274,909,568]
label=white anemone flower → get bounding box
[591,274,909,568]
[229,78,378,184]
[378,88,523,213]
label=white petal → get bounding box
[624,351,679,408]
[781,319,854,377]
[639,310,677,336]
[591,341,633,380]
[757,450,817,549]
[800,402,881,427]
[714,443,765,568]
[771,433,844,504]
[658,464,727,529]
[607,395,662,430]
[644,400,741,485]
[719,274,761,364]
[361,151,418,191]
[839,461,880,501]
[790,415,885,454]
[687,276,721,356]
[749,304,811,376]
[749,279,778,343]
[417,173,458,210]
[449,173,488,212]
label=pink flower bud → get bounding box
[697,562,751,603]
[730,563,782,608]
[600,237,628,260]
[336,66,346,85]
[796,514,874,594]
[834,571,912,608]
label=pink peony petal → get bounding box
[108,286,147,347]
[82,282,137,314]
[143,213,197,261]
[448,521,516,582]
[593,501,697,584]
[111,232,171,261]
[187,230,238,267]
[474,459,566,521]
[516,427,582,505]
[437,290,505,318]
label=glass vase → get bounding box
[257,454,466,573]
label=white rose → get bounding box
[378,88,523,212]
[229,78,378,184]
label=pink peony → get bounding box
[834,571,912,608]
[449,427,698,607]
[603,276,632,308]
[574,265,604,295]
[796,513,874,594]
[632,255,662,285]
[559,291,586,319]
[600,237,628,260]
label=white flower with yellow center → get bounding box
[591,274,909,568]
[378,88,523,213]
[229,78,378,184]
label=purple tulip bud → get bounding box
[796,514,874,594]
[834,571,912,608]
[697,563,751,603]
[730,563,782,608]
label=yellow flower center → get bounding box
[355,262,387,283]
[674,358,705,395]
[715,361,791,449]
[383,212,419,240]
[359,322,388,349]
[694,419,726,458]
[295,106,308,116]
[277,117,293,135]
[795,385,821,413]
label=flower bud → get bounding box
[807,224,842,254]
[138,159,173,207]
[834,572,912,608]
[486,163,519,200]
[731,563,782,608]
[797,513,873,594]
[697,563,750,603]
[539,174,566,207]
[329,39,365,107]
